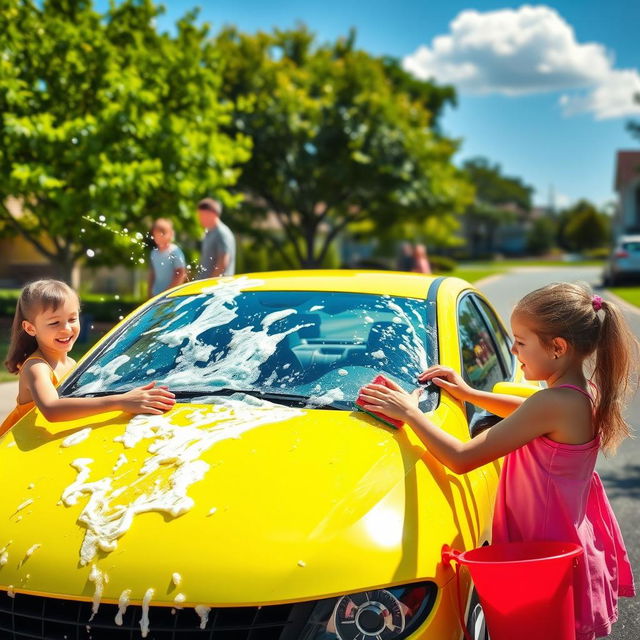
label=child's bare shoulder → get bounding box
[528,387,591,418]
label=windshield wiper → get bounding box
[171,388,342,410]
[66,387,342,409]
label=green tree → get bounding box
[215,26,472,268]
[560,200,610,252]
[0,0,250,282]
[462,157,534,257]
[526,216,557,255]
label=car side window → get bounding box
[458,295,504,394]
[475,298,514,379]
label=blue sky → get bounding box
[119,1,640,209]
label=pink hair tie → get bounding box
[592,295,603,312]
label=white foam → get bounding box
[112,454,128,472]
[61,402,303,565]
[195,605,211,629]
[115,589,131,626]
[306,387,345,407]
[88,565,104,621]
[61,428,92,448]
[15,499,33,514]
[76,355,131,394]
[139,588,154,638]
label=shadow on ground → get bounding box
[599,464,640,500]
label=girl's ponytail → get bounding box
[593,299,638,453]
[515,282,638,454]
[5,296,38,374]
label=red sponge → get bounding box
[355,374,404,429]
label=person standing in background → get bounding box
[196,198,236,278]
[397,242,414,272]
[412,244,432,274]
[148,218,188,298]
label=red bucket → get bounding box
[443,541,583,640]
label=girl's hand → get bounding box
[359,378,422,422]
[418,365,473,402]
[119,382,176,415]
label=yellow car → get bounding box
[0,271,534,640]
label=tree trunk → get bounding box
[52,255,76,285]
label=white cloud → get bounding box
[560,69,640,120]
[402,5,640,119]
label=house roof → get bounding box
[615,150,640,190]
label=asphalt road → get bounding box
[478,266,640,639]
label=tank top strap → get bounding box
[555,384,594,403]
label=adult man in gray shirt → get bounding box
[196,198,236,278]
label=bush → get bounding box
[0,289,143,322]
[583,247,609,260]
[429,255,457,272]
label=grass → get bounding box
[473,258,605,268]
[437,268,506,283]
[434,257,606,284]
[609,287,640,308]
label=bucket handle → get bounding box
[442,545,474,640]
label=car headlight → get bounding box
[298,582,438,640]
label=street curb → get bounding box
[473,273,506,288]
[603,290,640,317]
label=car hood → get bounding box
[0,396,480,606]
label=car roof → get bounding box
[169,270,451,300]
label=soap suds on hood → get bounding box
[61,401,303,566]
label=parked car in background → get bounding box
[603,234,640,285]
[0,271,537,640]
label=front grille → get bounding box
[0,591,312,640]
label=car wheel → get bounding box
[466,588,490,640]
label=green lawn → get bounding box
[609,287,640,308]
[435,258,605,285]
[439,268,506,283]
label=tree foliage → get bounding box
[462,157,533,256]
[215,26,473,268]
[559,200,610,252]
[0,0,250,281]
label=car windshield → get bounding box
[61,279,437,411]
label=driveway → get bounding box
[0,380,18,423]
[479,266,640,639]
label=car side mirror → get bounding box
[469,410,502,438]
[492,381,541,398]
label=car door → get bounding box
[457,292,514,514]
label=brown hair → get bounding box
[5,280,79,374]
[151,218,174,233]
[197,198,222,215]
[514,282,639,453]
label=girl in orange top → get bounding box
[1,279,175,437]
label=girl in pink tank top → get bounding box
[360,283,637,640]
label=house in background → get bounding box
[613,150,640,239]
